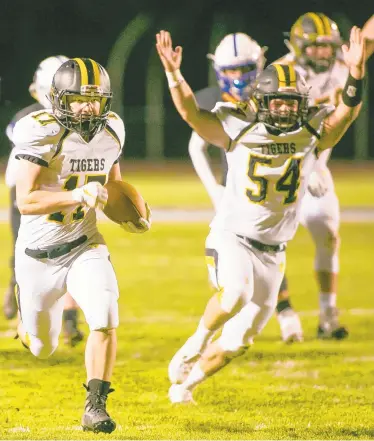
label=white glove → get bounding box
[121,202,152,234]
[210,184,225,212]
[307,170,328,198]
[72,182,108,210]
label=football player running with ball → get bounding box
[13,58,151,432]
[156,26,366,404]
[3,55,86,347]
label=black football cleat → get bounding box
[317,307,349,340]
[82,380,116,434]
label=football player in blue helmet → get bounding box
[208,32,267,102]
[188,32,267,212]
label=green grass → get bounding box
[0,160,373,209]
[0,221,373,440]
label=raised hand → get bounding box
[156,30,183,72]
[342,26,366,77]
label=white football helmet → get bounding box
[29,55,69,108]
[207,33,267,101]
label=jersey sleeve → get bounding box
[106,112,125,164]
[306,104,335,140]
[212,101,254,142]
[12,111,62,167]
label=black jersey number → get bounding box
[48,174,107,224]
[246,156,301,205]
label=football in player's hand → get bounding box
[103,180,147,225]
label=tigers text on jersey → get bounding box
[13,110,125,248]
[210,102,334,245]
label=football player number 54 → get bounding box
[246,156,301,205]
[48,174,107,223]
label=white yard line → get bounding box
[0,208,373,223]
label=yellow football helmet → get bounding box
[51,58,112,139]
[289,13,342,72]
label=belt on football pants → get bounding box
[236,235,286,253]
[25,234,88,259]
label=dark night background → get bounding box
[0,0,373,159]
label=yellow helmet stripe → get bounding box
[284,64,297,86]
[274,64,287,88]
[73,58,88,85]
[89,59,101,85]
[319,13,332,35]
[307,12,325,36]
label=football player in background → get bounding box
[156,25,365,403]
[274,13,372,342]
[3,56,85,347]
[362,14,374,57]
[13,58,150,432]
[188,33,266,210]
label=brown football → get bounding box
[103,180,147,225]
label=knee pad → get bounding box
[217,286,247,313]
[88,312,119,332]
[314,229,340,273]
[217,335,249,360]
[29,335,58,359]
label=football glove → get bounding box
[72,182,108,210]
[120,202,152,234]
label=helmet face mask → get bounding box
[51,58,112,140]
[263,95,302,129]
[289,13,342,73]
[208,33,267,101]
[217,63,258,101]
[254,64,309,132]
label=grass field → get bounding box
[0,164,373,440]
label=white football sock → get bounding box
[319,292,337,312]
[182,362,206,391]
[191,318,215,350]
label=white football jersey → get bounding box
[13,109,125,248]
[276,54,348,169]
[210,102,334,245]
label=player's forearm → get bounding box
[319,66,364,150]
[17,190,80,215]
[166,70,201,124]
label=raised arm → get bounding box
[318,26,365,151]
[156,30,230,150]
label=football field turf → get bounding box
[0,162,373,440]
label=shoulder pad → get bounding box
[13,111,62,144]
[107,112,125,147]
[305,104,335,138]
[307,104,335,123]
[212,101,256,141]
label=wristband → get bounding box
[342,74,364,107]
[165,69,185,88]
